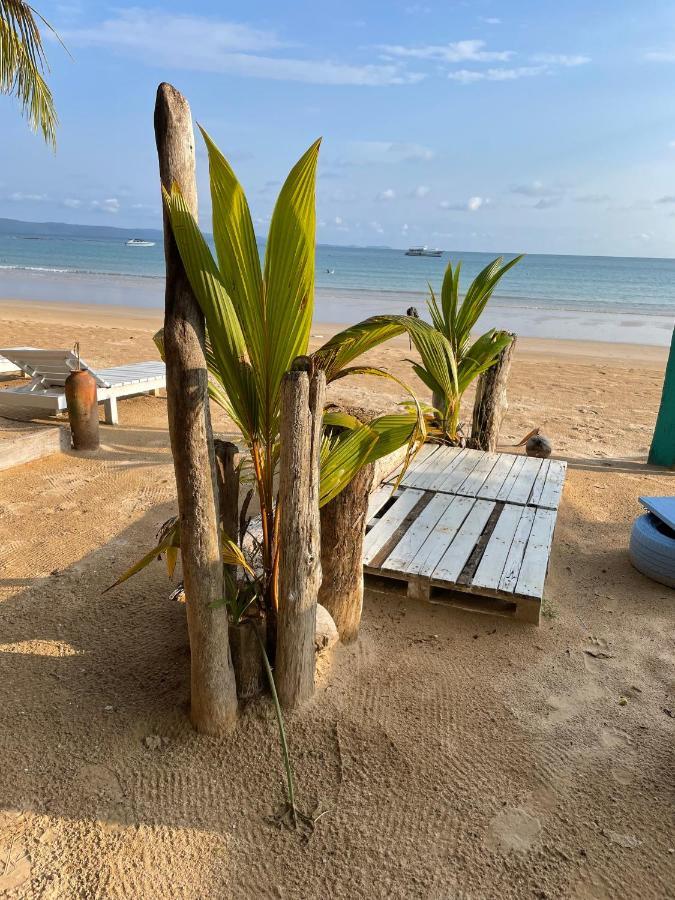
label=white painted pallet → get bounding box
[368,448,567,623]
[385,446,566,511]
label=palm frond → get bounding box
[0,1,61,146]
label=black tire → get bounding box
[629,513,675,589]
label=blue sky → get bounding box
[2,0,675,256]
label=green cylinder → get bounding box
[65,369,100,451]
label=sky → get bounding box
[1,0,675,256]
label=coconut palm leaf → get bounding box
[162,182,259,440]
[262,139,321,437]
[0,0,62,146]
[200,126,265,388]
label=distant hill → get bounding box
[0,217,163,241]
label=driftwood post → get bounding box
[214,439,240,544]
[470,334,517,452]
[276,365,326,710]
[154,83,238,734]
[318,462,374,642]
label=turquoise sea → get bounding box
[1,233,673,345]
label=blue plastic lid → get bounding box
[640,496,675,531]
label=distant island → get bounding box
[0,217,163,241]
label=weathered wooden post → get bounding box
[649,327,675,467]
[318,461,373,642]
[213,439,240,545]
[470,333,516,452]
[154,82,238,734]
[276,364,326,710]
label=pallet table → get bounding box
[364,446,567,624]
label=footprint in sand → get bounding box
[486,807,541,852]
[599,728,636,784]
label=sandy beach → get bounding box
[0,299,673,898]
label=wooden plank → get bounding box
[396,444,443,488]
[456,451,500,497]
[457,502,504,585]
[382,492,455,574]
[367,485,393,523]
[363,488,425,565]
[436,448,482,493]
[412,445,464,490]
[476,453,517,500]
[496,454,527,501]
[408,495,475,578]
[515,508,557,599]
[0,425,69,471]
[386,441,437,481]
[528,458,551,506]
[473,504,526,591]
[431,499,495,584]
[537,460,567,510]
[499,506,536,593]
[507,456,544,505]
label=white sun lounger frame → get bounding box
[0,347,165,425]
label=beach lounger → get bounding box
[0,354,21,376]
[365,445,567,624]
[0,347,165,425]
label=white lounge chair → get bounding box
[0,347,165,425]
[0,354,21,376]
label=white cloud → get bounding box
[440,196,488,211]
[333,216,343,225]
[91,197,120,214]
[511,180,559,198]
[369,220,384,233]
[511,181,567,209]
[533,196,561,209]
[414,185,430,198]
[376,188,396,201]
[480,17,501,25]
[341,141,434,165]
[531,53,590,67]
[63,198,82,208]
[61,9,424,86]
[449,65,546,83]
[575,193,611,204]
[379,39,513,63]
[669,140,675,149]
[9,191,47,201]
[645,49,675,62]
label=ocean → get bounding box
[1,233,673,345]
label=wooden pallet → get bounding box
[367,450,567,624]
[385,444,566,511]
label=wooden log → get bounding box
[230,618,265,700]
[154,82,238,735]
[213,439,240,544]
[318,461,374,642]
[275,367,326,710]
[470,334,517,452]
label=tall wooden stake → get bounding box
[649,327,675,467]
[276,367,326,710]
[470,334,517,452]
[318,461,373,642]
[154,83,238,734]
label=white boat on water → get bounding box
[126,238,156,247]
[405,246,442,257]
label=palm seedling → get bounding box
[421,256,523,440]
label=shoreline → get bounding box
[0,297,669,360]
